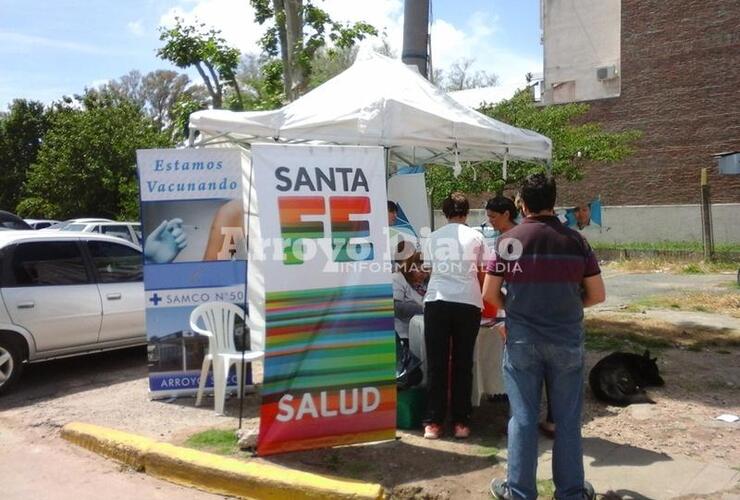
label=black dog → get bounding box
[589,350,664,406]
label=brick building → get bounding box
[541,0,740,206]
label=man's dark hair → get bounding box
[520,173,556,213]
[442,192,470,219]
[485,196,518,222]
[387,200,398,213]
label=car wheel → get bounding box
[0,336,24,395]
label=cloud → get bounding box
[0,31,111,55]
[431,10,539,97]
[156,1,538,95]
[127,20,146,37]
[159,0,266,55]
[159,0,404,56]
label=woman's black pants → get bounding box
[423,300,481,425]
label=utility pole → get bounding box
[700,168,715,261]
[402,0,430,79]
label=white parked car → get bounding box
[23,219,61,230]
[51,220,142,245]
[45,218,113,230]
[0,231,146,394]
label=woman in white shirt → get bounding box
[422,192,484,440]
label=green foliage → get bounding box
[16,94,171,220]
[0,100,49,211]
[236,56,286,110]
[307,46,359,90]
[172,93,208,142]
[157,18,242,109]
[426,89,641,207]
[249,0,376,100]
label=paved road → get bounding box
[0,421,224,500]
[0,347,230,499]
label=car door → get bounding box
[86,239,145,343]
[0,240,102,351]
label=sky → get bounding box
[0,0,542,109]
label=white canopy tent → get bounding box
[185,52,553,338]
[188,51,551,169]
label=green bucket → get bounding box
[396,387,427,430]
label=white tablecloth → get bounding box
[408,315,505,407]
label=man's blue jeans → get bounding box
[503,342,585,500]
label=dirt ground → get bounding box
[1,343,737,499]
[1,272,738,499]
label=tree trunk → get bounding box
[195,63,221,108]
[283,0,304,100]
[272,0,292,101]
[204,62,223,108]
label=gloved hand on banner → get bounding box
[144,218,188,263]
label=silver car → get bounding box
[0,231,146,394]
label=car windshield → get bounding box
[60,224,87,232]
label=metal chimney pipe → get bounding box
[402,0,430,79]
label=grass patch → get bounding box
[475,444,501,464]
[602,259,738,274]
[183,428,238,456]
[629,290,740,318]
[585,314,740,351]
[591,241,740,253]
[537,479,556,497]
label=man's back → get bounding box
[491,215,600,345]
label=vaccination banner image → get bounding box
[136,148,249,399]
[251,144,396,456]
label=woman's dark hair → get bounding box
[520,173,557,213]
[441,192,469,219]
[485,196,517,222]
[387,200,398,213]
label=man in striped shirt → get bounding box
[484,173,605,500]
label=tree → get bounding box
[16,93,171,219]
[93,70,209,137]
[424,88,641,207]
[157,18,243,109]
[250,0,377,101]
[0,100,48,211]
[443,58,499,91]
[235,54,285,111]
[307,45,358,90]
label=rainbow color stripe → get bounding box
[329,196,374,262]
[278,196,325,265]
[257,283,396,456]
[277,195,375,265]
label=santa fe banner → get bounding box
[251,144,396,455]
[136,148,248,398]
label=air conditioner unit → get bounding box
[596,65,618,81]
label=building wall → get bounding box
[547,0,740,205]
[541,0,621,104]
[433,204,740,245]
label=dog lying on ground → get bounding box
[589,350,665,406]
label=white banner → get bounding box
[250,144,396,456]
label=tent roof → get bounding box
[189,52,551,166]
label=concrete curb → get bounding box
[61,422,385,500]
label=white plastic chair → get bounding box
[189,302,264,415]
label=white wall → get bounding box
[433,204,740,244]
[541,0,621,104]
